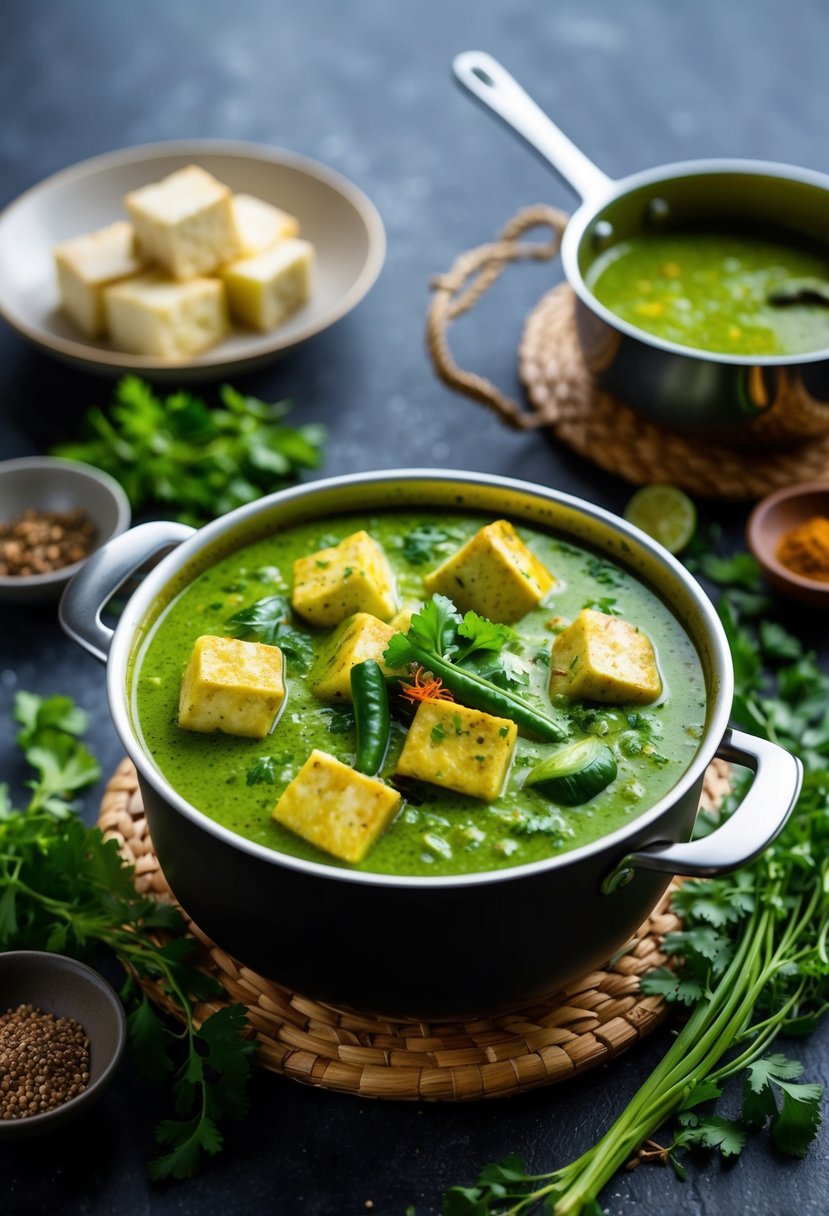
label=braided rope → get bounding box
[426,204,568,429]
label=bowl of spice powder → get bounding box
[0,456,130,603]
[748,481,829,607]
[0,951,126,1139]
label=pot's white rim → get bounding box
[106,469,733,889]
[561,157,829,367]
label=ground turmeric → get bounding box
[776,515,829,582]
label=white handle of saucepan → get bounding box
[602,728,802,892]
[59,521,195,664]
[453,50,614,204]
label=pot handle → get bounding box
[602,728,802,892]
[59,521,194,664]
[453,51,613,204]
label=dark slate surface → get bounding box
[2,2,829,1213]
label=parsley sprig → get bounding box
[0,692,257,1180]
[52,377,325,526]
[443,551,829,1215]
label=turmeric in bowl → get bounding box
[776,516,829,582]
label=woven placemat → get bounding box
[519,286,829,500]
[98,759,731,1101]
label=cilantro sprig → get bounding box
[51,377,325,526]
[0,692,257,1180]
[385,595,567,742]
[444,548,829,1215]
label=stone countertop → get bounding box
[1,2,828,1213]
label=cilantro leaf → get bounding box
[401,524,463,565]
[246,757,278,786]
[454,612,516,662]
[225,596,315,670]
[674,1115,747,1158]
[639,967,705,1007]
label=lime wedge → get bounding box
[623,484,697,554]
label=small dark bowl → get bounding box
[0,951,126,1140]
[747,481,829,608]
[0,456,131,604]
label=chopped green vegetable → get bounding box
[401,524,463,564]
[0,691,256,1179]
[524,737,617,806]
[51,377,325,526]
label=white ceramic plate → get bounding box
[0,141,386,379]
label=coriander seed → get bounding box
[0,1004,90,1119]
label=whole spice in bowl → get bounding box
[0,508,96,577]
[0,1004,90,1120]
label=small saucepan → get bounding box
[454,52,829,443]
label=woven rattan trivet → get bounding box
[98,759,731,1102]
[426,205,829,500]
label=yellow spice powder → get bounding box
[776,515,829,582]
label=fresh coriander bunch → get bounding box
[0,690,257,1179]
[52,376,325,526]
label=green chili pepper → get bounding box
[408,649,567,742]
[351,660,391,776]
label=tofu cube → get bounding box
[424,520,555,624]
[292,530,397,628]
[395,701,517,802]
[179,635,285,738]
[219,238,313,331]
[232,193,300,255]
[104,272,228,358]
[389,603,421,634]
[272,749,401,864]
[549,609,662,704]
[125,165,239,280]
[54,221,144,338]
[311,613,396,702]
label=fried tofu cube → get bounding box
[389,603,421,634]
[311,613,396,702]
[219,238,313,331]
[103,272,228,358]
[126,165,240,280]
[54,221,144,338]
[179,635,285,738]
[292,530,397,628]
[549,609,662,704]
[231,193,300,255]
[424,520,555,624]
[272,749,401,863]
[395,701,517,802]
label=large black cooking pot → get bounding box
[454,52,829,441]
[60,471,801,1017]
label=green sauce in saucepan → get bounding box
[587,230,829,356]
[132,510,706,877]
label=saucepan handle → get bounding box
[452,50,614,204]
[59,521,194,664]
[603,728,802,891]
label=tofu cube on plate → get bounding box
[104,272,228,358]
[54,221,144,339]
[232,193,300,255]
[125,165,240,280]
[179,635,285,739]
[219,238,313,331]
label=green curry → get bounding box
[132,511,706,877]
[587,229,829,356]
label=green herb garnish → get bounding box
[0,692,257,1180]
[401,524,463,565]
[225,595,315,671]
[384,596,567,743]
[51,377,325,526]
